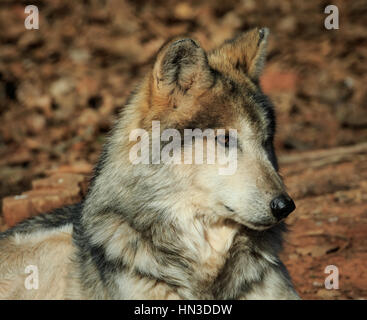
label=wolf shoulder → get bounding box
[0,204,78,299]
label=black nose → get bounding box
[270,194,296,220]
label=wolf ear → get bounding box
[214,27,269,80]
[153,38,213,94]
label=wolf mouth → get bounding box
[224,204,275,230]
[224,205,235,212]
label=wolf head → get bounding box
[90,28,295,232]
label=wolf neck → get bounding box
[77,187,284,299]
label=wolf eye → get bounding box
[216,134,230,148]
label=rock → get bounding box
[2,195,32,227]
[2,172,90,227]
[31,173,85,190]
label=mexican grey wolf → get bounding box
[0,27,299,299]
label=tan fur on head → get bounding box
[210,27,269,79]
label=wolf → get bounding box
[0,27,299,299]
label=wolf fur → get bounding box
[0,28,299,300]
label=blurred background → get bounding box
[0,0,366,299]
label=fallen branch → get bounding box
[279,142,367,165]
